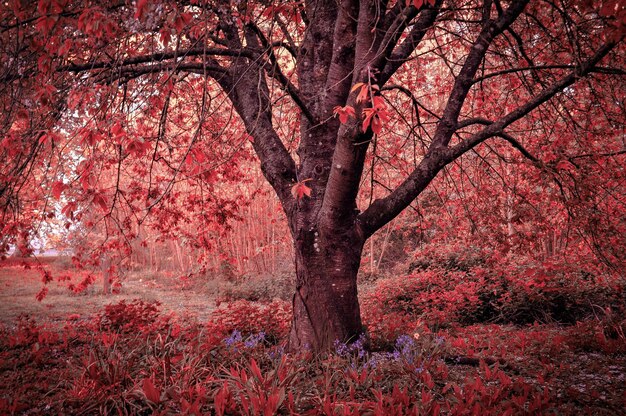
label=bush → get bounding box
[206,299,291,344]
[407,242,486,273]
[99,299,161,332]
[361,254,625,344]
[361,270,482,348]
[215,272,294,303]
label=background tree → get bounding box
[1,0,624,351]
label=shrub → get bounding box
[361,269,483,347]
[206,299,291,344]
[99,299,161,332]
[361,254,625,342]
[215,272,294,303]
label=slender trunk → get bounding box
[376,222,393,272]
[102,256,111,295]
[287,224,365,352]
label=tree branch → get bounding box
[432,0,529,148]
[473,64,626,84]
[248,23,317,125]
[448,37,622,160]
[358,17,620,239]
[378,3,441,85]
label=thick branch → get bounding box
[0,47,240,84]
[473,64,626,84]
[298,0,338,118]
[58,47,250,73]
[432,0,529,148]
[455,117,541,164]
[449,38,621,160]
[378,3,441,85]
[358,29,620,238]
[323,0,359,112]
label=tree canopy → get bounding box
[1,0,624,351]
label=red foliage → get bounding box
[99,299,161,333]
[361,248,624,348]
[67,271,96,294]
[207,299,291,342]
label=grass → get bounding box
[0,258,216,325]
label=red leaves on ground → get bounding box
[142,378,161,404]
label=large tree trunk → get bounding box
[288,223,365,352]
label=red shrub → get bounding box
[206,299,291,343]
[99,299,161,332]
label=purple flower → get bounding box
[224,330,242,347]
[244,332,266,348]
[268,345,285,360]
[334,334,367,358]
[394,334,417,364]
[334,339,350,356]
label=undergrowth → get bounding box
[0,295,624,415]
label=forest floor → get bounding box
[0,258,624,415]
[0,257,216,325]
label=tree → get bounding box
[1,0,624,351]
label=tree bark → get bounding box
[287,222,365,352]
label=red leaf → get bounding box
[111,122,125,138]
[160,28,171,47]
[61,202,76,219]
[333,105,356,123]
[92,194,108,212]
[362,108,376,133]
[135,0,149,20]
[350,82,365,93]
[36,287,48,302]
[362,98,390,134]
[250,358,262,379]
[356,84,369,104]
[142,378,161,404]
[291,179,312,200]
[51,181,65,200]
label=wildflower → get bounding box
[244,332,266,348]
[366,352,394,369]
[353,334,367,359]
[394,334,417,364]
[334,334,367,358]
[334,339,349,356]
[224,330,242,347]
[268,345,285,360]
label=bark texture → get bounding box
[288,222,365,351]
